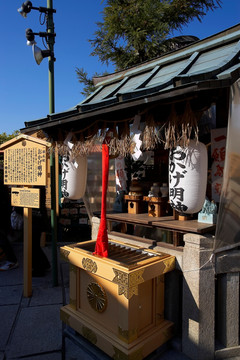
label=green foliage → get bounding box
[90,0,221,70]
[0,131,20,180]
[0,130,20,145]
[76,67,110,98]
[77,0,221,96]
[75,67,97,97]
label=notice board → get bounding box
[3,136,49,186]
[11,187,40,208]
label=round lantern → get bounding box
[169,140,208,214]
[61,155,87,200]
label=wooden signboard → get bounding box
[3,139,47,186]
[11,187,40,208]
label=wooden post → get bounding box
[23,207,32,297]
[55,147,59,218]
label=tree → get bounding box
[0,131,20,145]
[0,131,20,178]
[75,68,98,97]
[78,0,221,95]
[76,67,110,98]
[90,0,221,70]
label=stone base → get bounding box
[182,234,215,360]
[215,345,240,359]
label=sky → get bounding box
[1,0,240,134]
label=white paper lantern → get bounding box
[169,140,208,214]
[61,155,87,200]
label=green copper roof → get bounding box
[23,23,240,133]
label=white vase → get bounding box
[151,183,160,197]
[160,183,169,197]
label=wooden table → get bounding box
[106,213,216,247]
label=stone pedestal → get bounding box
[182,234,215,360]
[217,273,239,348]
[215,250,240,350]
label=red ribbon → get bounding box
[93,144,109,257]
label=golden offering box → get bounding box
[60,240,175,360]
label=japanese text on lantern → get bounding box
[4,142,47,186]
[61,156,70,197]
[169,148,188,213]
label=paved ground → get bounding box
[0,240,190,360]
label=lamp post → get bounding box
[46,0,55,115]
[18,0,58,286]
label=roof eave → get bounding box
[21,78,232,135]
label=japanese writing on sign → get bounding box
[211,128,227,202]
[4,141,47,186]
[169,148,188,213]
[11,187,40,208]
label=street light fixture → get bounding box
[18,1,56,18]
[17,1,32,17]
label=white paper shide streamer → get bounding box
[61,133,88,200]
[131,114,142,161]
[169,140,208,214]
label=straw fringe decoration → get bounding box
[164,102,199,149]
[47,102,200,156]
[142,114,162,150]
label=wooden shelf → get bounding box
[152,217,215,234]
[107,212,154,226]
[106,212,216,236]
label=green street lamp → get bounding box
[18,0,58,286]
